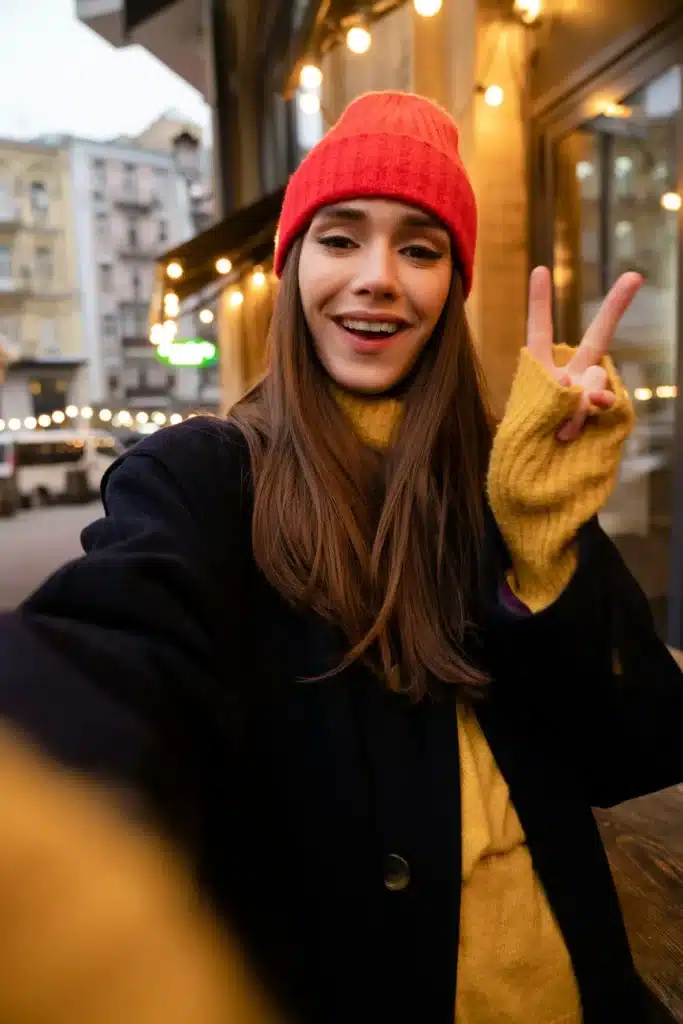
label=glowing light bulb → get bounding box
[166,262,183,280]
[52,410,65,424]
[230,290,244,308]
[251,267,266,288]
[298,92,321,116]
[216,257,232,275]
[164,292,180,317]
[24,417,37,430]
[414,0,442,15]
[81,406,93,419]
[38,414,51,428]
[347,25,371,54]
[484,84,504,107]
[199,309,214,324]
[65,405,78,418]
[300,64,323,90]
[661,192,682,212]
[99,408,113,422]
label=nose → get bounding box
[351,240,399,300]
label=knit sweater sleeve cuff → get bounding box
[487,345,634,614]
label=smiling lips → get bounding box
[334,315,410,346]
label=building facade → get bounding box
[66,131,216,413]
[0,139,84,428]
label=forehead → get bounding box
[312,198,447,231]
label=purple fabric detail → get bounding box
[498,579,532,617]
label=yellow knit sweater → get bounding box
[333,344,634,1024]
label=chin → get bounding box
[335,373,399,396]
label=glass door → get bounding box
[553,66,682,637]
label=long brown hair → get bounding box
[231,237,493,698]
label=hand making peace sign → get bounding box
[526,266,643,443]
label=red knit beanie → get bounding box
[273,91,477,296]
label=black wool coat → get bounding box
[1,416,682,1024]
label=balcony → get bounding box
[112,186,157,213]
[118,236,160,259]
[0,268,73,302]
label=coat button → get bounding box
[384,853,410,891]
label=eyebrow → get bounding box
[315,204,447,232]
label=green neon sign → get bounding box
[156,337,218,368]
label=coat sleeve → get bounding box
[0,419,251,843]
[482,515,683,809]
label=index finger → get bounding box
[526,266,555,367]
[570,272,643,374]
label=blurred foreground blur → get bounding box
[0,726,281,1024]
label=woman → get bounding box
[0,90,682,1023]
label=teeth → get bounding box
[340,319,400,335]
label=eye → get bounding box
[402,244,443,262]
[317,234,358,250]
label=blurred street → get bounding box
[0,503,99,610]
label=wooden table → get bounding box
[596,785,683,1021]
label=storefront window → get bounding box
[554,66,681,634]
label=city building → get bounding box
[63,128,219,415]
[0,138,85,428]
[136,112,214,234]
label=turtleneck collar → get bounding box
[330,385,404,450]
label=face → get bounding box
[298,198,453,394]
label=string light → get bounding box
[81,406,93,419]
[99,408,113,422]
[298,92,321,116]
[230,290,244,308]
[164,292,180,317]
[150,323,165,345]
[199,309,214,324]
[38,414,51,428]
[602,103,632,120]
[65,405,78,418]
[136,412,149,424]
[513,0,542,23]
[8,418,20,431]
[251,267,266,288]
[152,412,167,426]
[166,262,183,280]
[170,413,183,425]
[24,416,37,430]
[300,64,323,90]
[216,257,232,275]
[484,85,504,107]
[661,192,682,212]
[347,24,371,54]
[414,0,442,15]
[52,410,65,424]
[163,319,178,340]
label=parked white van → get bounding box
[0,429,123,512]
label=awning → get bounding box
[150,186,285,324]
[124,0,177,34]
